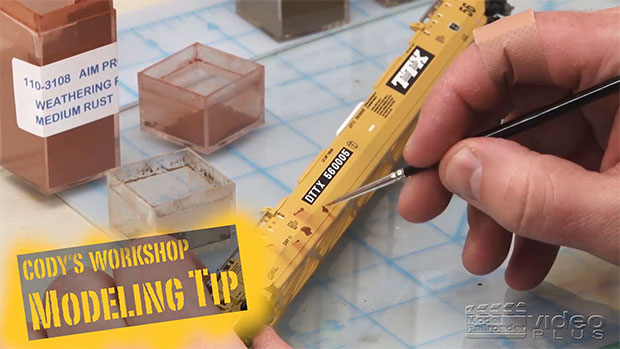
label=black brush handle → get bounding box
[402,75,620,178]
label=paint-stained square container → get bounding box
[138,43,264,154]
[107,148,235,237]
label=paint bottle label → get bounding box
[11,42,119,137]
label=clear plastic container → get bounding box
[107,148,235,237]
[138,43,264,155]
[0,0,119,194]
[236,0,350,41]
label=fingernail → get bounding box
[445,145,482,200]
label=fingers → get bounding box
[565,126,605,172]
[463,207,559,290]
[439,137,620,264]
[401,9,619,226]
[504,237,559,291]
[462,205,512,275]
[398,168,452,222]
[186,332,247,349]
[538,9,620,90]
[404,45,499,167]
[404,8,620,168]
[601,110,620,172]
[252,326,291,349]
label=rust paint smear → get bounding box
[293,240,303,251]
[301,226,312,236]
[321,205,329,213]
[293,208,304,216]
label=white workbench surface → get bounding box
[1,1,618,348]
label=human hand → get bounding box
[398,7,619,290]
[185,326,291,349]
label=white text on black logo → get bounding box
[387,47,435,94]
[302,147,353,205]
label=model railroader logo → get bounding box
[302,147,353,205]
[465,302,606,341]
[387,46,434,94]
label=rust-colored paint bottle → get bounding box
[0,0,119,194]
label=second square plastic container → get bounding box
[138,43,264,155]
[107,148,235,237]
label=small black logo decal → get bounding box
[387,46,435,95]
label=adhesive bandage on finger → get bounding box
[473,9,550,86]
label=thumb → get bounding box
[439,138,619,264]
[252,326,291,349]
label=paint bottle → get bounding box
[0,0,119,194]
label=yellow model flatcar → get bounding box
[218,0,512,331]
